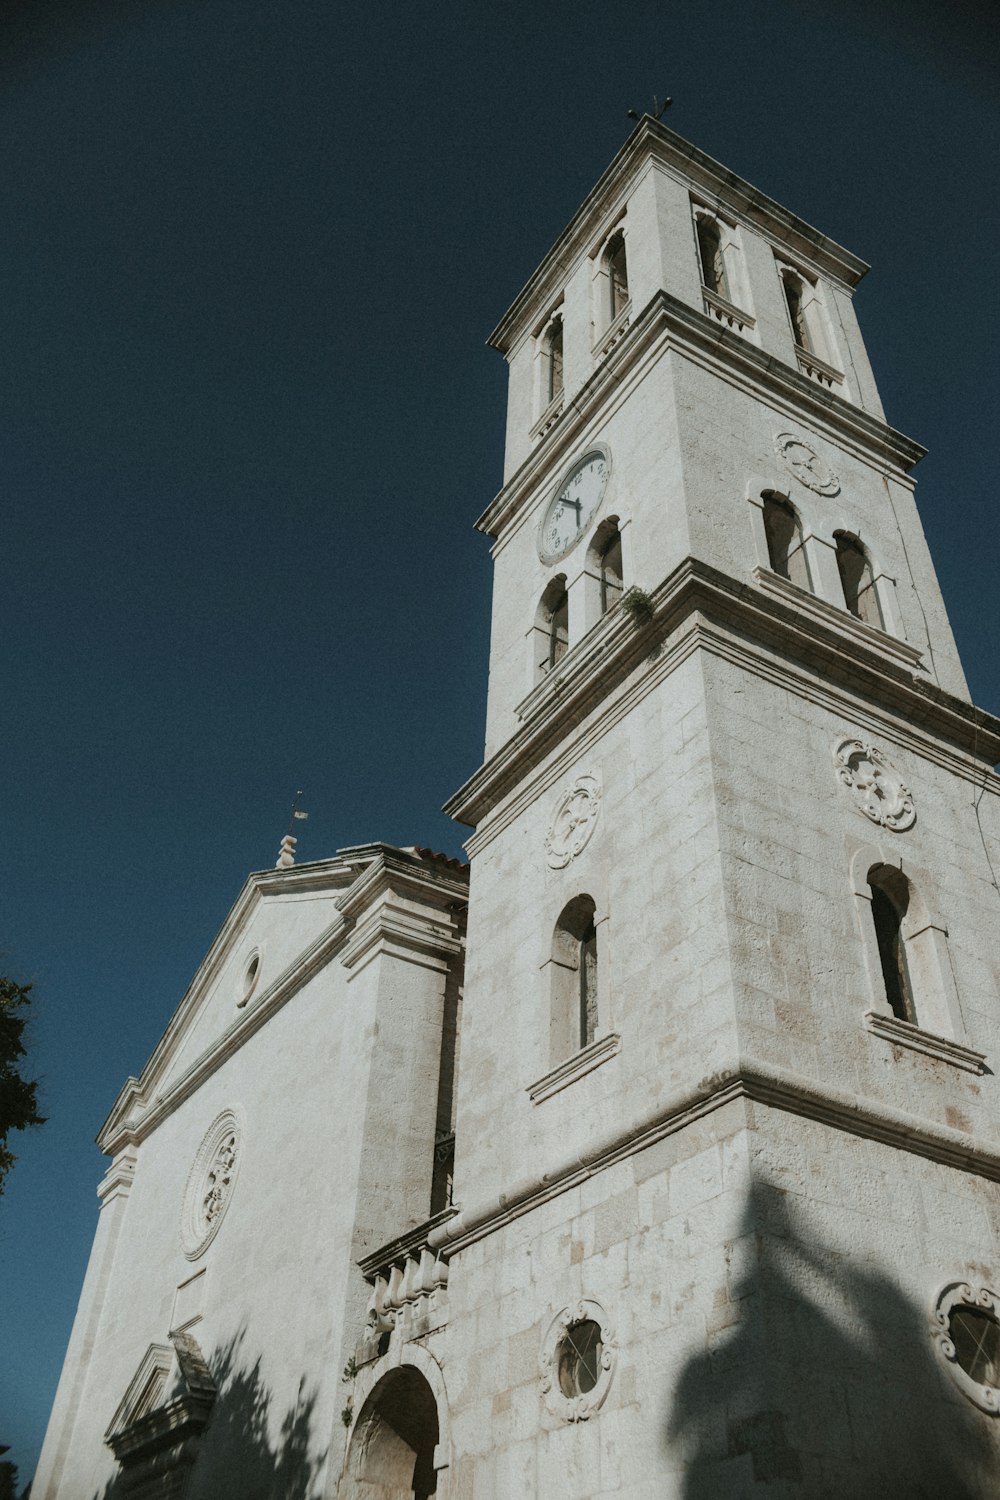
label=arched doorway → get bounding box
[342,1364,441,1499]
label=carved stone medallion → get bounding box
[774,432,840,495]
[181,1109,243,1259]
[545,775,601,869]
[834,737,915,831]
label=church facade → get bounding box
[35,118,1000,1498]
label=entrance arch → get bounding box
[340,1353,448,1500]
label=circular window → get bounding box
[557,1319,603,1398]
[932,1282,1000,1413]
[236,951,261,1008]
[950,1306,1000,1385]
[540,1299,616,1422]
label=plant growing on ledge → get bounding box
[620,585,654,626]
[342,1356,360,1384]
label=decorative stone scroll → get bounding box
[545,775,601,869]
[181,1109,243,1259]
[931,1282,1000,1413]
[834,737,915,831]
[774,431,840,496]
[539,1298,617,1422]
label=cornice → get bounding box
[444,557,1000,834]
[477,289,925,543]
[488,117,868,358]
[428,1055,1000,1258]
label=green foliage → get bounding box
[0,975,45,1195]
[341,1356,360,1384]
[340,1403,353,1428]
[620,585,655,626]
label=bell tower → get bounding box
[432,117,1000,1494]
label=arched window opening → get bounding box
[535,577,569,683]
[782,271,813,353]
[604,232,629,323]
[599,527,624,615]
[696,215,728,300]
[762,493,811,591]
[551,895,598,1059]
[545,316,564,405]
[344,1365,441,1500]
[868,865,916,1025]
[836,533,883,628]
[548,587,568,671]
[579,911,598,1048]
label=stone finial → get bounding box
[276,835,297,869]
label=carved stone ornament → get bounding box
[774,431,840,495]
[931,1282,1000,1413]
[181,1109,243,1260]
[545,775,601,870]
[539,1298,617,1422]
[833,737,915,832]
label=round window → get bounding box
[237,951,260,1008]
[539,1299,616,1421]
[932,1281,1000,1413]
[950,1306,1000,1386]
[558,1320,603,1398]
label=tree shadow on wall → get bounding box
[665,1179,998,1499]
[95,1328,327,1500]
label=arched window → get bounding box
[696,215,728,300]
[604,232,629,324]
[868,865,916,1024]
[543,315,564,406]
[551,895,598,1059]
[535,576,569,682]
[781,269,813,353]
[599,528,624,615]
[835,532,883,628]
[762,493,811,591]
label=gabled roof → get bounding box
[98,846,469,1156]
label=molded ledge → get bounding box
[752,566,925,672]
[864,1011,987,1074]
[430,1056,1000,1256]
[527,1033,621,1105]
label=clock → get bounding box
[537,447,611,564]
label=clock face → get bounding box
[538,448,611,564]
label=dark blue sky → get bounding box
[3,0,997,1480]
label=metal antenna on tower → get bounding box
[627,94,673,122]
[276,790,309,868]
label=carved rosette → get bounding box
[181,1109,243,1260]
[545,775,601,870]
[539,1298,617,1422]
[931,1282,1000,1413]
[774,431,840,495]
[834,737,915,831]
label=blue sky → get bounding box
[2,0,997,1481]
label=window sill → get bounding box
[592,302,631,360]
[527,1032,621,1104]
[752,566,924,672]
[702,287,756,336]
[531,392,564,441]
[795,346,844,390]
[864,1011,987,1074]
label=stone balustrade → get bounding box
[356,1212,452,1362]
